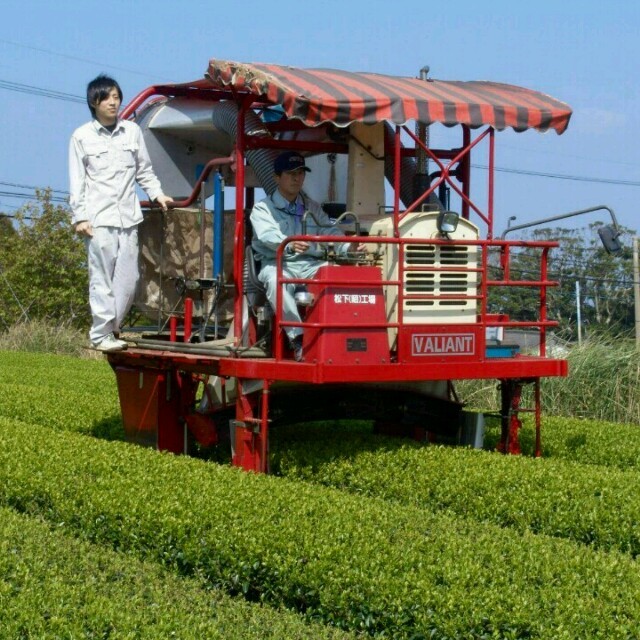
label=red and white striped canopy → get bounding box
[195,59,571,134]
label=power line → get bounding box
[0,181,68,195]
[0,38,163,81]
[0,213,33,220]
[0,200,21,211]
[0,191,68,204]
[0,79,84,104]
[498,141,640,169]
[488,261,633,288]
[474,164,640,187]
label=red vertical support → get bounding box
[157,369,186,453]
[232,379,270,473]
[539,247,549,357]
[233,100,249,345]
[507,382,523,455]
[393,125,401,237]
[501,244,511,280]
[498,379,523,455]
[274,246,285,360]
[184,298,193,342]
[397,240,405,363]
[534,378,542,458]
[498,380,509,453]
[480,236,489,319]
[232,383,257,471]
[487,127,495,238]
[169,316,177,342]
[259,385,270,473]
[461,126,471,221]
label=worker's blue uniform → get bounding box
[250,190,349,342]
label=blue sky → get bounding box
[1,0,638,234]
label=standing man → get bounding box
[250,151,364,361]
[69,74,173,352]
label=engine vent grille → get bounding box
[403,243,478,320]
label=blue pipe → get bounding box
[213,172,224,278]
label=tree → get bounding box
[0,190,90,330]
[0,213,14,239]
[487,223,634,340]
[579,222,634,333]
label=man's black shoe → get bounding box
[290,335,304,362]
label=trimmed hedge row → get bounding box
[0,351,122,439]
[0,350,115,391]
[529,414,640,469]
[3,351,640,470]
[273,429,640,557]
[474,411,640,470]
[3,418,640,638]
[0,506,354,639]
[0,381,123,439]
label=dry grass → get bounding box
[0,320,100,359]
[457,336,640,425]
[544,338,640,424]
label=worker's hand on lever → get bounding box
[75,220,93,237]
[155,194,174,211]
[289,240,310,254]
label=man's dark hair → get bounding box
[86,74,123,117]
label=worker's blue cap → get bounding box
[274,151,311,175]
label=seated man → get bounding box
[250,151,364,361]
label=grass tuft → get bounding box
[457,335,640,424]
[0,319,98,359]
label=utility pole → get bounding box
[634,237,640,347]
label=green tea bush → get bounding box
[3,418,640,638]
[0,349,113,390]
[0,351,122,439]
[479,412,640,469]
[0,506,354,639]
[530,415,640,469]
[273,431,640,556]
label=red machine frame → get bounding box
[108,61,571,471]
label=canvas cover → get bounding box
[135,208,235,323]
[193,59,572,133]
